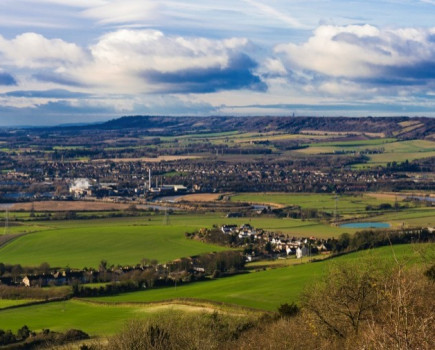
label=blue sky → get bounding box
[1,0,435,126]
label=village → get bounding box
[0,222,330,290]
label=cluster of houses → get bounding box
[2,151,426,204]
[220,224,328,258]
[0,266,142,288]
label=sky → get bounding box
[1,1,435,126]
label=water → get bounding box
[154,195,183,203]
[405,196,435,203]
[340,222,390,229]
[251,205,270,210]
[0,203,13,210]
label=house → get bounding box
[221,225,237,234]
[296,246,309,259]
[22,275,50,287]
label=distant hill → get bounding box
[53,115,435,140]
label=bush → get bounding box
[424,264,435,281]
[277,302,299,318]
[107,312,256,350]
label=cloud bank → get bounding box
[2,19,435,125]
[275,25,435,87]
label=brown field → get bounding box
[92,155,201,163]
[399,120,421,127]
[394,122,424,135]
[174,193,226,202]
[365,193,405,202]
[9,201,131,212]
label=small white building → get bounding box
[296,246,309,259]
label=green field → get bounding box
[0,299,36,309]
[0,222,228,268]
[0,299,153,335]
[0,243,432,336]
[90,244,433,311]
[230,192,435,226]
[295,138,435,167]
[2,203,433,269]
[0,213,359,268]
[368,207,435,228]
[230,192,396,215]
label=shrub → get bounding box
[277,302,299,318]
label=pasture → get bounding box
[230,192,398,215]
[1,199,432,269]
[294,138,435,167]
[0,213,358,268]
[90,243,433,311]
[0,299,151,335]
[0,222,228,268]
[0,243,431,336]
[0,213,355,268]
[0,299,36,309]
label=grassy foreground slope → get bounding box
[91,243,434,310]
[0,300,152,335]
[0,243,432,336]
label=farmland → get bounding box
[0,299,36,309]
[0,243,432,336]
[1,194,433,268]
[230,192,434,225]
[0,212,356,268]
[88,243,434,310]
[0,222,228,268]
[295,138,435,168]
[230,192,397,213]
[0,116,433,347]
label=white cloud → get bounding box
[90,29,247,72]
[0,33,87,68]
[0,29,259,95]
[275,25,435,79]
[74,29,256,93]
[82,0,161,24]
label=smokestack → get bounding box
[148,169,152,190]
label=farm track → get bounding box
[76,297,268,316]
[0,232,30,249]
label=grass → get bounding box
[246,254,331,269]
[89,243,434,311]
[368,207,435,228]
[0,243,432,336]
[230,192,398,215]
[0,299,152,335]
[1,202,432,269]
[0,299,36,309]
[0,214,346,269]
[294,138,435,168]
[0,223,229,269]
